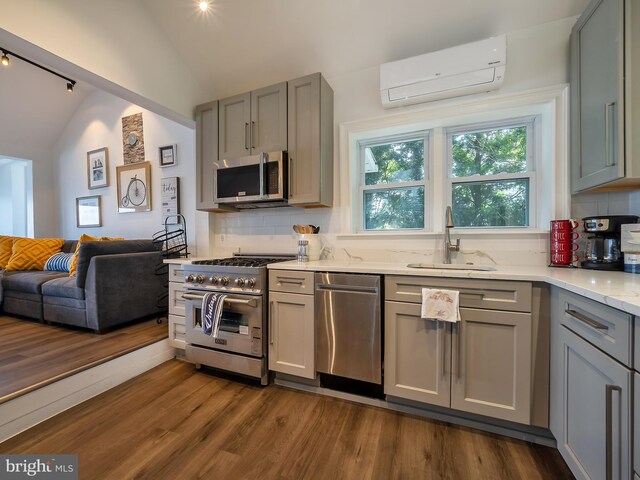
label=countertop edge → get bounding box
[267,261,640,317]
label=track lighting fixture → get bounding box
[0,47,76,93]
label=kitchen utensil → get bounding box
[297,239,309,262]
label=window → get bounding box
[342,86,567,236]
[447,118,536,228]
[358,132,428,231]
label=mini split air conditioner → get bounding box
[380,35,506,108]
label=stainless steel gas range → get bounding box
[182,254,294,385]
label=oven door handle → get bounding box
[181,293,258,308]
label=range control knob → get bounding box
[196,275,206,284]
[247,278,256,288]
[221,276,230,286]
[185,274,196,283]
[209,276,219,285]
[235,278,246,287]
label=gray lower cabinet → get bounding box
[287,73,333,207]
[556,324,631,480]
[550,287,633,480]
[635,371,639,480]
[385,301,451,407]
[384,276,535,425]
[451,308,532,424]
[218,82,287,159]
[268,270,315,379]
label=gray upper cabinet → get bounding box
[571,0,640,192]
[195,100,230,212]
[288,73,334,207]
[218,82,287,160]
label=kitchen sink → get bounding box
[406,263,497,271]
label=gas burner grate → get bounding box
[192,257,292,268]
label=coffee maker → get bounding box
[582,215,639,270]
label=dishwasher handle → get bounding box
[316,284,379,294]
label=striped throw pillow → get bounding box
[44,252,74,272]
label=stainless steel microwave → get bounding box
[214,151,288,207]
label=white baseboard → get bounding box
[0,340,175,443]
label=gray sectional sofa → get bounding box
[0,239,167,332]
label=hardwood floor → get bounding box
[0,315,167,403]
[0,360,574,480]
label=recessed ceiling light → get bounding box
[199,1,209,12]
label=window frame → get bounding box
[339,85,569,238]
[445,116,539,229]
[357,130,430,232]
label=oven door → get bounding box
[183,291,264,357]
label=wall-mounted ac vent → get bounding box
[380,35,506,108]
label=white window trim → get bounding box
[357,131,430,232]
[338,85,570,238]
[445,116,538,229]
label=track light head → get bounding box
[67,82,75,93]
[1,52,9,67]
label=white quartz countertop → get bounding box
[268,259,640,317]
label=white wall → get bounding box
[209,17,577,266]
[1,0,204,120]
[55,90,199,251]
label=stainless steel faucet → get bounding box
[444,206,460,264]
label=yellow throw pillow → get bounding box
[68,234,124,277]
[0,235,16,269]
[5,238,65,271]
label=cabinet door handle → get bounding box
[441,321,446,378]
[455,322,462,378]
[605,102,616,167]
[244,122,249,150]
[269,301,274,345]
[288,155,293,198]
[278,279,304,286]
[564,309,608,331]
[605,384,622,480]
[251,121,256,149]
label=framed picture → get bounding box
[159,144,177,167]
[76,195,102,228]
[116,161,151,213]
[161,177,180,224]
[87,147,109,189]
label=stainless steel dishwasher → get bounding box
[315,272,382,385]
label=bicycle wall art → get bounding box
[116,161,151,213]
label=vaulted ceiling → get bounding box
[0,0,589,157]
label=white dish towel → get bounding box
[421,288,461,323]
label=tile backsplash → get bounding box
[571,190,640,220]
